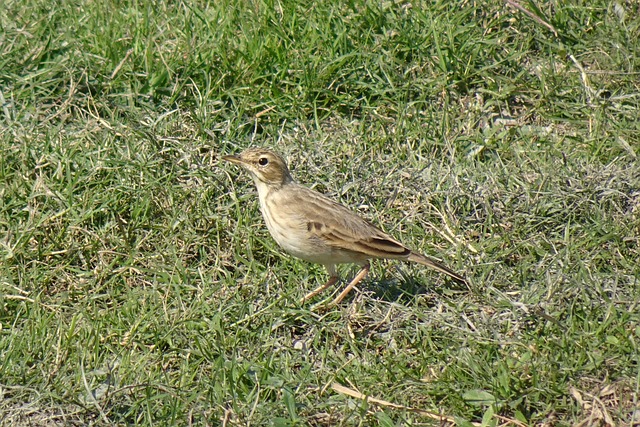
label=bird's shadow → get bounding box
[356,266,468,305]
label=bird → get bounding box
[222,147,467,306]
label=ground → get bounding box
[1,0,639,425]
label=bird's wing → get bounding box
[297,187,411,259]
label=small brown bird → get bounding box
[223,148,467,305]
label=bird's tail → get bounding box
[407,252,468,286]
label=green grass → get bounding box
[1,0,639,425]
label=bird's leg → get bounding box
[300,265,339,304]
[330,261,370,306]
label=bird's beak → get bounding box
[222,154,243,165]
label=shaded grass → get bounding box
[1,0,639,425]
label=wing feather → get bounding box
[293,186,411,259]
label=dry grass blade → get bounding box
[331,382,470,425]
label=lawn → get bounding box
[1,0,639,425]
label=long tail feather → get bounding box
[407,252,468,285]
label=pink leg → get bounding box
[300,275,339,304]
[330,262,370,306]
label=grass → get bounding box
[1,0,639,425]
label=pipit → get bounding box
[223,148,467,305]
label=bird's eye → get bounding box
[258,157,269,166]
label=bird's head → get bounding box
[223,148,293,187]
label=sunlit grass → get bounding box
[1,0,639,425]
